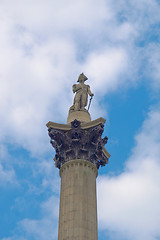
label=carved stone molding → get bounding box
[59,159,98,178]
[47,119,109,169]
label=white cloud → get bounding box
[34,159,60,194]
[144,44,160,90]
[0,144,17,185]
[19,195,59,240]
[0,164,16,185]
[84,47,129,94]
[0,18,77,155]
[0,0,160,167]
[0,0,112,33]
[1,1,160,239]
[0,0,129,157]
[98,109,160,240]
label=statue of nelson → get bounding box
[70,73,94,112]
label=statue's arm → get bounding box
[72,84,77,93]
[72,84,81,93]
[88,86,94,97]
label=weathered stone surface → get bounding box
[69,73,94,112]
[46,117,106,130]
[47,119,110,169]
[67,109,91,124]
[58,160,98,240]
[46,75,111,240]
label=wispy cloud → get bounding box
[0,0,160,157]
[1,0,160,239]
[8,195,59,240]
[98,108,160,240]
[0,144,17,185]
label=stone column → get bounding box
[58,160,98,240]
[46,118,110,240]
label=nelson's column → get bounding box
[46,73,111,240]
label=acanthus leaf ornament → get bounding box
[48,119,109,169]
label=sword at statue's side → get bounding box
[87,95,93,111]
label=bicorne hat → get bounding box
[77,73,88,82]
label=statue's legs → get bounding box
[73,92,88,111]
[74,92,81,110]
[74,101,80,110]
[81,92,88,110]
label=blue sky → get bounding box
[0,0,160,239]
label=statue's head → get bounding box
[77,73,88,82]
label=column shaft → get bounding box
[58,160,98,240]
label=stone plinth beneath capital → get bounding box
[67,110,91,124]
[46,118,111,170]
